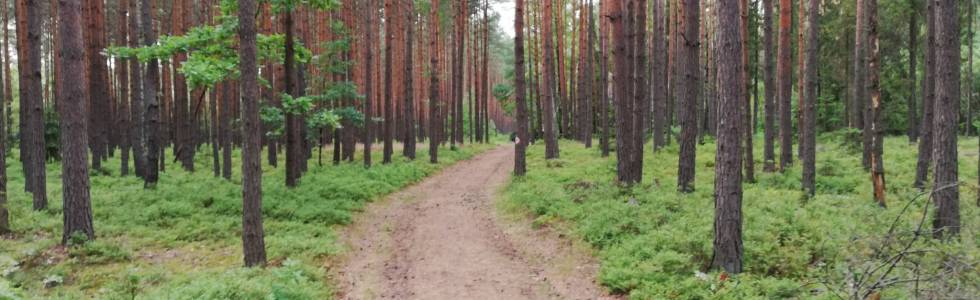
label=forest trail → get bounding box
[333,145,617,300]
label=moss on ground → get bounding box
[504,134,979,299]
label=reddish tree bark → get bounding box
[777,0,793,170]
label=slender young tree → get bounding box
[238,0,266,266]
[1,0,11,144]
[16,0,47,210]
[932,0,960,238]
[0,33,6,234]
[284,9,300,186]
[57,0,94,244]
[762,0,776,172]
[907,2,918,143]
[801,0,818,197]
[915,0,935,189]
[514,0,528,176]
[542,0,559,159]
[867,0,886,206]
[677,0,700,192]
[776,0,793,170]
[712,0,744,274]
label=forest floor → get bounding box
[0,142,501,299]
[333,145,618,300]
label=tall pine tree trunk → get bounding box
[141,0,160,188]
[932,0,960,238]
[363,0,374,167]
[403,0,416,160]
[428,0,440,163]
[777,0,793,170]
[238,0,266,266]
[801,0,819,197]
[515,0,528,176]
[84,0,109,171]
[652,0,667,151]
[542,0,559,159]
[712,0,744,274]
[915,0,936,189]
[677,0,700,192]
[16,0,47,209]
[740,0,754,183]
[57,0,94,243]
[762,0,776,172]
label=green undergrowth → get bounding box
[1,142,497,299]
[504,135,979,299]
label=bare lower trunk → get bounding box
[932,0,960,238]
[711,0,744,274]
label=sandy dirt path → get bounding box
[333,145,618,300]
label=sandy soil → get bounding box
[333,145,619,300]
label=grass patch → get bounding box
[504,136,979,299]
[1,142,498,299]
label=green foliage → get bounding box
[504,136,979,299]
[106,10,311,90]
[1,143,498,298]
